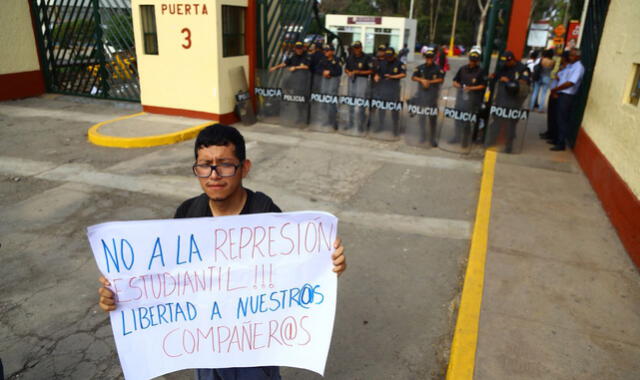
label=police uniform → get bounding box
[281,49,311,126]
[318,55,342,128]
[309,48,327,100]
[345,53,373,78]
[371,53,406,136]
[344,47,373,132]
[487,53,531,153]
[411,61,445,145]
[284,52,311,69]
[450,61,486,146]
[309,50,325,75]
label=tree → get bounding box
[52,19,96,48]
[104,13,134,51]
[475,0,490,46]
[344,0,378,15]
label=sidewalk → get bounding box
[474,112,640,378]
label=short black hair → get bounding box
[194,124,246,161]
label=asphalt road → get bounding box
[0,62,479,380]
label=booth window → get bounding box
[222,5,245,57]
[140,5,158,55]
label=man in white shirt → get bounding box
[549,48,585,151]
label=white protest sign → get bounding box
[87,211,338,380]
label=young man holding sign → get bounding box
[98,124,346,380]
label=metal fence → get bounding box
[31,0,139,101]
[569,0,610,146]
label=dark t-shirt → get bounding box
[173,188,282,378]
[174,188,281,218]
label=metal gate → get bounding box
[31,0,139,101]
[568,0,610,146]
[256,0,316,71]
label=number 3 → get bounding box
[181,28,191,49]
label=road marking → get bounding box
[0,104,121,124]
[0,156,472,240]
[242,129,481,173]
[87,112,213,148]
[446,149,497,379]
[338,210,471,241]
[1,104,479,171]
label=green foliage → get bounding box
[104,13,134,51]
[343,0,378,15]
[52,19,96,48]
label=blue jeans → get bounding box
[195,367,281,380]
[529,76,551,111]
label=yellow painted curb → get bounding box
[87,112,213,148]
[446,149,497,380]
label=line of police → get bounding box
[260,40,532,153]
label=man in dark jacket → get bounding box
[98,124,347,380]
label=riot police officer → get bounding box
[308,42,325,73]
[269,41,310,73]
[269,41,311,126]
[372,44,387,73]
[410,47,445,146]
[450,47,486,147]
[373,47,406,137]
[344,41,374,133]
[319,44,342,128]
[487,50,531,153]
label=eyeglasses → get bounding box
[192,162,241,178]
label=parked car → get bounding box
[442,45,463,56]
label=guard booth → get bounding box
[131,0,253,123]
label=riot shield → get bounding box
[437,87,481,154]
[484,82,530,154]
[255,68,284,124]
[337,75,370,136]
[279,69,311,128]
[308,73,340,132]
[369,78,403,141]
[403,79,442,148]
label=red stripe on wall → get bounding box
[142,105,239,124]
[27,0,45,74]
[0,70,46,101]
[573,128,640,268]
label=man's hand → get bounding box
[453,81,461,88]
[288,66,296,72]
[332,237,346,276]
[499,76,510,83]
[421,79,431,89]
[374,74,381,83]
[323,69,331,79]
[98,276,116,312]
